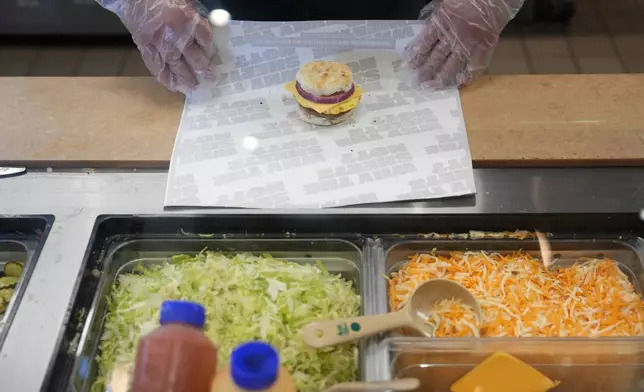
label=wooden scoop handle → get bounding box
[301,311,408,348]
[325,378,420,391]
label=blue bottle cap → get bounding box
[159,300,206,329]
[231,342,279,390]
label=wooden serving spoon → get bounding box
[301,279,481,348]
[325,378,420,391]
[107,365,419,392]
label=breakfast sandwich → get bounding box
[285,61,364,126]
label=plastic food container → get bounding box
[377,236,644,390]
[0,215,53,347]
[380,336,644,391]
[68,237,365,392]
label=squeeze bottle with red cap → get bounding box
[132,300,218,392]
[211,342,297,392]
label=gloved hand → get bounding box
[407,0,525,88]
[97,0,215,94]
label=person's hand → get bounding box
[406,0,525,88]
[98,0,215,94]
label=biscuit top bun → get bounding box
[295,61,354,96]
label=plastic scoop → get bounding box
[301,279,481,348]
[326,378,420,391]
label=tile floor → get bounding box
[0,0,643,77]
[494,0,644,74]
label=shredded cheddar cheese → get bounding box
[427,299,480,337]
[389,251,644,337]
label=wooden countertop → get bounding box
[1,75,643,167]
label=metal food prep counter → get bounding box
[1,167,644,391]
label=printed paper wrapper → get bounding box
[165,20,476,208]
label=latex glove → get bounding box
[407,0,525,88]
[97,0,215,94]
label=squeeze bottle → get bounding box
[211,341,297,392]
[131,300,218,392]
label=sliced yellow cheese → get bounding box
[284,81,363,115]
[451,352,559,392]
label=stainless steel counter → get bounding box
[0,167,643,392]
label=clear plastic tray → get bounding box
[383,237,644,311]
[376,237,644,390]
[381,336,644,391]
[70,238,365,392]
[0,240,28,329]
[0,233,48,347]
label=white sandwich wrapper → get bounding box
[166,20,476,209]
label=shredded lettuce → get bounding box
[93,252,360,391]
